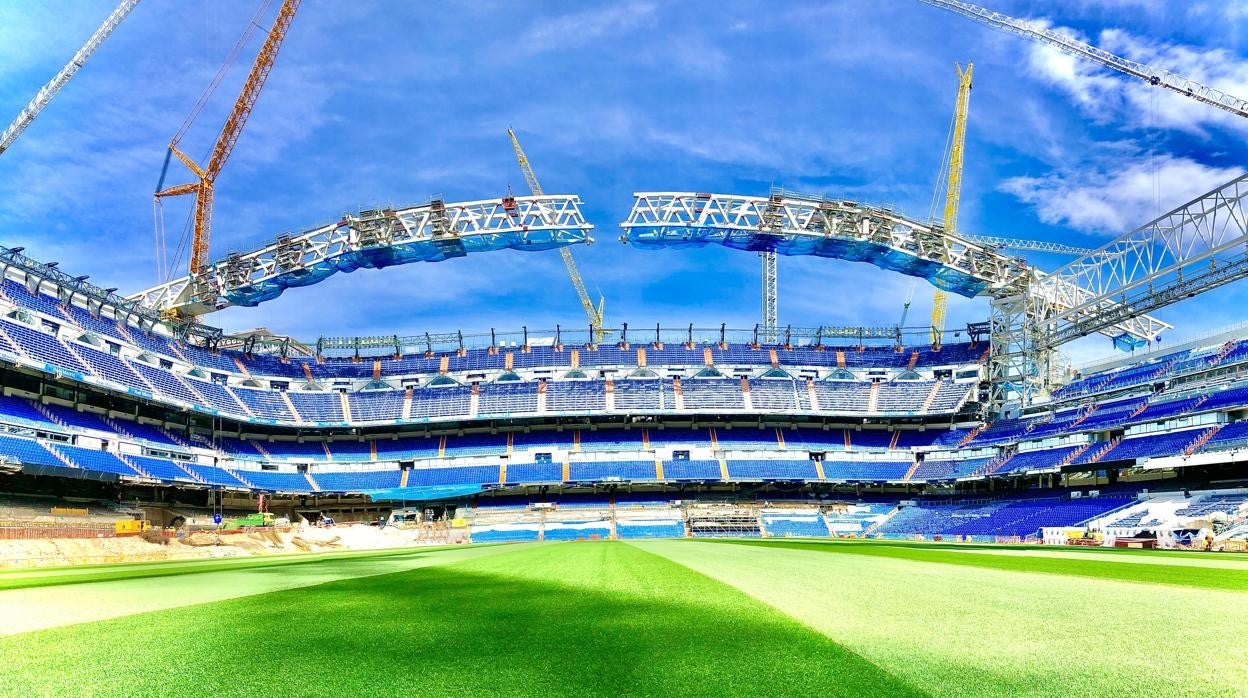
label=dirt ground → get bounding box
[0,522,465,568]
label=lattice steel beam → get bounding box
[130,194,594,315]
[1034,174,1248,347]
[621,191,1032,298]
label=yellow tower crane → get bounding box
[507,128,606,336]
[153,0,300,311]
[930,62,973,350]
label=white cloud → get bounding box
[1000,154,1241,233]
[517,2,658,56]
[1023,20,1248,136]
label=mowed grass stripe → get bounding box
[0,544,513,636]
[0,545,480,591]
[0,542,923,697]
[636,539,1248,697]
[717,539,1248,591]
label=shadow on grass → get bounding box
[0,542,922,697]
[710,539,1248,591]
[0,545,472,592]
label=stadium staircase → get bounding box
[30,401,62,425]
[279,392,302,423]
[861,506,899,536]
[250,440,273,459]
[672,378,685,410]
[1128,401,1150,419]
[1059,443,1092,467]
[973,448,1015,477]
[231,356,252,378]
[813,458,827,480]
[1212,340,1238,366]
[165,340,193,364]
[1070,404,1098,428]
[0,323,25,359]
[604,378,615,410]
[222,386,257,418]
[303,471,320,492]
[227,468,256,489]
[59,340,97,380]
[321,442,333,460]
[740,377,753,411]
[1185,425,1224,456]
[402,387,413,419]
[339,391,352,422]
[399,468,410,487]
[806,378,819,411]
[44,443,78,470]
[920,382,942,412]
[469,384,480,417]
[958,424,986,447]
[867,382,880,412]
[907,350,920,370]
[1084,437,1123,463]
[901,460,921,482]
[117,455,153,479]
[537,380,548,414]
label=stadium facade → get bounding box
[1,244,1246,545]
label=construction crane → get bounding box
[154,0,299,297]
[930,62,974,350]
[507,128,605,335]
[898,280,917,327]
[918,0,1248,120]
[0,0,140,157]
[963,235,1093,256]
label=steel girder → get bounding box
[620,191,1032,298]
[130,194,594,315]
[1033,174,1248,348]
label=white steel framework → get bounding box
[0,0,141,156]
[919,0,1248,120]
[620,189,1190,415]
[130,194,594,316]
[761,251,777,341]
[621,191,1031,298]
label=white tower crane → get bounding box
[0,0,141,157]
[918,0,1248,120]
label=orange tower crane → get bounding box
[154,0,300,294]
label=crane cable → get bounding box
[153,0,274,285]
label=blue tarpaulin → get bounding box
[361,483,485,502]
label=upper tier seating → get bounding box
[348,390,405,422]
[1,320,90,374]
[477,382,538,416]
[312,469,403,491]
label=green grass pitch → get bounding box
[1,539,1246,696]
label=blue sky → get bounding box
[1,0,1247,363]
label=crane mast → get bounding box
[0,0,140,157]
[155,0,299,285]
[507,128,605,334]
[918,0,1248,120]
[931,62,973,350]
